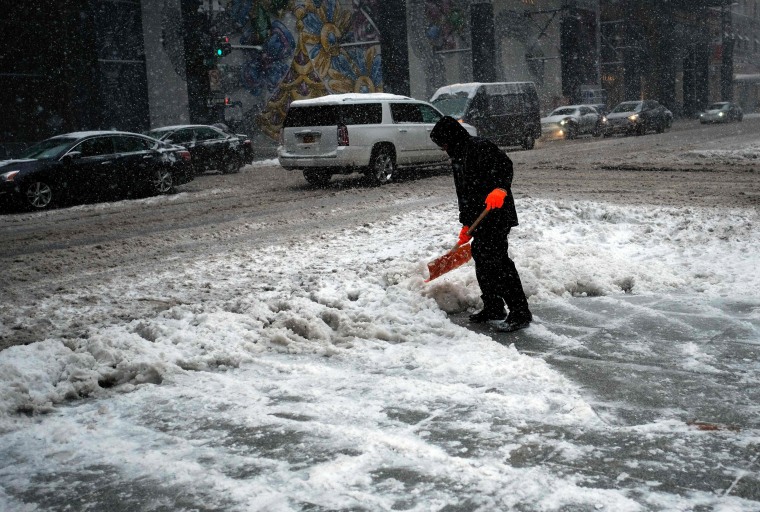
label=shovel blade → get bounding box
[425,243,472,282]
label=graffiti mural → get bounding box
[409,0,470,99]
[185,0,384,140]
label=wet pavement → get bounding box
[452,292,760,506]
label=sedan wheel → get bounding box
[222,157,241,174]
[24,181,54,210]
[367,147,395,186]
[152,168,174,194]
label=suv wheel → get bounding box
[366,146,395,185]
[521,133,535,150]
[303,170,331,186]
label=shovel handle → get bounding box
[452,208,490,250]
[466,208,490,237]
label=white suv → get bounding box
[277,93,476,185]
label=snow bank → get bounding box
[0,199,757,426]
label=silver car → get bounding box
[540,105,602,139]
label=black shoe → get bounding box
[495,313,532,332]
[469,307,507,323]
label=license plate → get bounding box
[302,134,315,144]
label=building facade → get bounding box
[4,0,759,157]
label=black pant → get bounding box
[471,228,530,315]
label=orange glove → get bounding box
[458,225,472,245]
[485,188,507,210]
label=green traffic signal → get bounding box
[215,36,231,58]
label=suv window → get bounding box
[285,106,339,127]
[418,104,443,123]
[284,104,382,127]
[390,103,423,123]
[340,104,382,125]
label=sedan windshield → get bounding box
[611,102,641,114]
[431,93,470,118]
[549,107,577,116]
[707,103,728,110]
[18,137,78,160]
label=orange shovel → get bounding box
[425,208,489,282]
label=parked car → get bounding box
[0,131,193,211]
[588,103,609,117]
[145,124,252,174]
[603,100,671,136]
[699,102,743,124]
[277,93,476,186]
[430,82,541,149]
[541,105,603,139]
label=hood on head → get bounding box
[430,116,471,148]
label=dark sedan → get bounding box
[700,102,743,123]
[145,124,252,175]
[0,131,193,211]
[603,100,671,136]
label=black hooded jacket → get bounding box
[430,116,518,231]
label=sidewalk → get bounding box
[451,292,760,505]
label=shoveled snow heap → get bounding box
[0,198,757,423]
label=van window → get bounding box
[390,103,424,123]
[488,95,507,115]
[431,92,470,118]
[503,94,523,114]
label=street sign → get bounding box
[208,69,221,91]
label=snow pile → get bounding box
[687,143,760,161]
[0,199,758,425]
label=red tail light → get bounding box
[179,150,191,162]
[337,124,349,146]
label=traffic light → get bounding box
[215,36,232,57]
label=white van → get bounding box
[278,93,476,186]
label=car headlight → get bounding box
[601,116,608,123]
[1,170,19,182]
[719,112,725,117]
[628,114,639,122]
[560,119,567,125]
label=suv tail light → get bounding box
[337,124,349,146]
[178,150,191,162]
